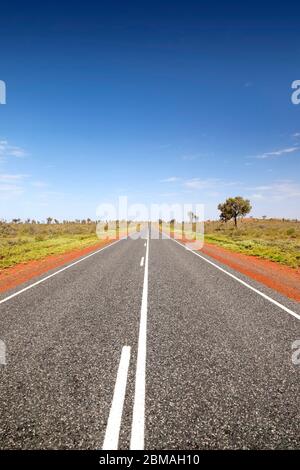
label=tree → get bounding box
[218,196,252,227]
[187,211,199,232]
[187,211,198,223]
[46,217,53,225]
[218,205,232,223]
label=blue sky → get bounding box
[1,0,300,220]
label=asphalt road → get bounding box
[0,226,299,449]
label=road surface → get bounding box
[0,226,299,449]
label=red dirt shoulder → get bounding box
[0,239,114,294]
[200,241,300,303]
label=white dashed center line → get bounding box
[102,346,131,450]
[130,232,149,449]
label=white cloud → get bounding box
[249,180,300,200]
[184,178,216,189]
[181,154,199,161]
[160,177,241,193]
[249,185,273,191]
[31,181,48,188]
[160,176,181,183]
[253,147,299,159]
[0,140,27,158]
[0,183,23,198]
[0,174,28,199]
[0,183,22,191]
[38,190,67,198]
[0,174,28,182]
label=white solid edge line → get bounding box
[130,231,149,449]
[102,346,131,450]
[168,235,300,321]
[0,238,123,305]
[140,256,144,267]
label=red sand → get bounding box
[168,232,300,303]
[200,242,300,302]
[0,239,115,294]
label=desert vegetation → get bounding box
[1,216,300,271]
[0,219,139,269]
[164,216,300,269]
[0,220,101,269]
[204,217,300,268]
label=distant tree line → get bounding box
[2,218,97,225]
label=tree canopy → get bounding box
[218,196,252,227]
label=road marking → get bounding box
[102,346,131,450]
[130,231,149,449]
[168,236,300,321]
[140,256,144,267]
[0,238,123,305]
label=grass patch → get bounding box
[203,218,300,268]
[0,222,125,269]
[0,221,140,269]
[0,233,99,269]
[164,219,300,269]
